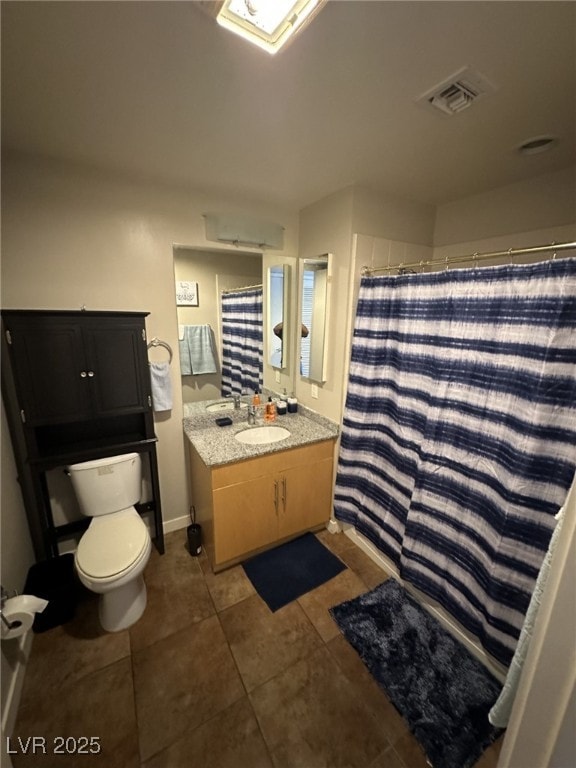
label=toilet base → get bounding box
[98,575,147,632]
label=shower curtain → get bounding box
[334,257,576,667]
[221,287,263,397]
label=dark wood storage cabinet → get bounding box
[1,310,164,561]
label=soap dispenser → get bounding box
[265,397,276,422]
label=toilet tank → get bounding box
[67,453,142,517]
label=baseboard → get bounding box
[162,515,190,535]
[343,525,507,683]
[1,631,33,738]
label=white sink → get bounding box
[206,400,247,412]
[235,426,290,445]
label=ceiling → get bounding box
[2,1,575,211]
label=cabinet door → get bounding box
[6,315,151,425]
[277,457,333,540]
[8,320,92,425]
[84,320,149,417]
[212,475,278,564]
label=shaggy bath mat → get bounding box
[330,579,503,768]
[243,533,346,611]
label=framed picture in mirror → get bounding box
[176,281,199,306]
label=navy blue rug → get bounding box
[330,579,503,768]
[243,533,346,612]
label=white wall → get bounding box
[433,224,576,267]
[296,187,355,421]
[296,185,436,422]
[351,185,435,245]
[434,166,575,247]
[1,151,299,539]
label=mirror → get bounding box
[173,246,262,403]
[268,264,290,369]
[300,254,331,383]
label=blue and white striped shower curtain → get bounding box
[334,258,576,667]
[221,287,263,397]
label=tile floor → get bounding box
[11,529,503,767]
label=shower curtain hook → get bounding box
[444,256,449,271]
[552,241,557,260]
[508,248,513,265]
[473,252,479,269]
[419,260,425,273]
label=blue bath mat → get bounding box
[330,579,503,768]
[243,533,346,612]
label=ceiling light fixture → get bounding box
[216,0,327,54]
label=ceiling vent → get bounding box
[417,66,496,116]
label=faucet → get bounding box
[227,393,242,409]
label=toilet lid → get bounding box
[76,510,149,579]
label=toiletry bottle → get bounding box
[277,387,287,415]
[265,397,276,422]
[287,395,298,414]
[252,391,261,406]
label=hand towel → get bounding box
[149,362,173,411]
[183,325,218,375]
[179,337,193,375]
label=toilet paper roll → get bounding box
[1,595,49,640]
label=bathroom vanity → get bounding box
[184,402,338,571]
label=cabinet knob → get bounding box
[80,371,87,378]
[87,371,95,378]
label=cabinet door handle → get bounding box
[87,371,95,378]
[274,480,279,515]
[80,371,87,378]
[282,477,287,511]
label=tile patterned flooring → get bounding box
[11,530,503,767]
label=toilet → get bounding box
[66,452,152,632]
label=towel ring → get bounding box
[147,338,173,364]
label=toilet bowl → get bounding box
[75,508,152,631]
[67,453,152,632]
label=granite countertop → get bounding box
[183,397,339,467]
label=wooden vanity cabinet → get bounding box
[189,439,335,570]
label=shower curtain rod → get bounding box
[361,240,576,276]
[222,283,263,294]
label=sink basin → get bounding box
[235,426,290,445]
[206,400,247,412]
